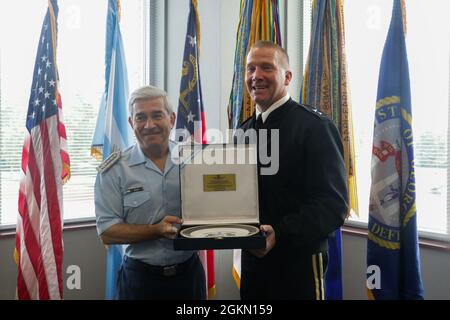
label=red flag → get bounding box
[14,0,70,300]
[197,250,216,298]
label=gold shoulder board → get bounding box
[97,151,121,173]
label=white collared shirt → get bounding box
[255,93,290,123]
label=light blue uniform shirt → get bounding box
[94,142,193,266]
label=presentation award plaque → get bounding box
[173,143,266,250]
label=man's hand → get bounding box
[156,215,182,239]
[100,216,183,244]
[249,225,276,258]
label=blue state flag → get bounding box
[176,0,216,298]
[91,0,133,300]
[176,0,206,144]
[367,0,424,300]
[325,229,343,299]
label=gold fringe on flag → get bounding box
[302,0,358,217]
[229,0,282,129]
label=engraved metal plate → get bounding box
[203,174,236,192]
[180,224,259,239]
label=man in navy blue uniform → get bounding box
[237,41,348,300]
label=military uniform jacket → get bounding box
[238,98,348,262]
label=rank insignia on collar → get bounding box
[300,103,326,119]
[97,151,121,173]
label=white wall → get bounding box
[0,227,106,299]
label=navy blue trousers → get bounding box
[117,254,206,300]
[240,250,328,300]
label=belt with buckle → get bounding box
[124,255,194,277]
[162,265,177,277]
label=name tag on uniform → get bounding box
[126,186,144,194]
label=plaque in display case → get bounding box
[173,143,266,250]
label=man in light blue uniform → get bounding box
[94,85,206,300]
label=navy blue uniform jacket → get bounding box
[238,98,348,259]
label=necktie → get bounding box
[256,114,263,129]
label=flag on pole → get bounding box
[367,0,424,300]
[301,0,357,299]
[228,0,282,289]
[228,0,282,131]
[14,0,70,300]
[176,0,215,298]
[91,0,133,300]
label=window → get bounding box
[0,0,146,227]
[343,0,449,240]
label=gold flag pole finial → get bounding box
[117,0,122,23]
[400,0,407,36]
[192,0,201,57]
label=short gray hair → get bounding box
[128,85,173,116]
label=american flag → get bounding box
[14,0,70,300]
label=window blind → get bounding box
[0,0,146,227]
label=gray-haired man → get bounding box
[94,85,206,300]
